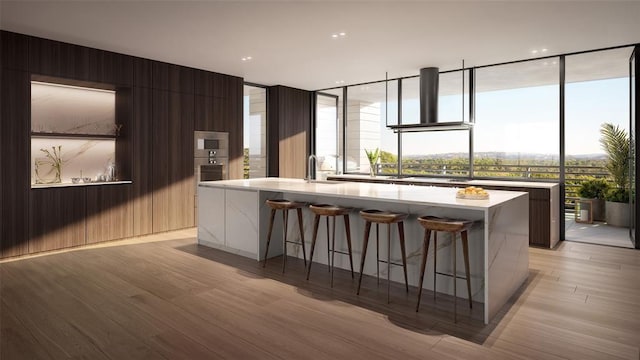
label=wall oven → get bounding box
[194,131,229,184]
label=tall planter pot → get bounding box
[592,198,605,222]
[605,201,630,227]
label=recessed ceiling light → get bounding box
[331,34,338,38]
[531,50,538,54]
[335,80,344,84]
[241,56,252,61]
[339,32,346,36]
[541,48,548,52]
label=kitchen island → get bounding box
[198,178,529,324]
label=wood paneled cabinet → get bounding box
[151,89,195,232]
[86,185,133,244]
[29,187,87,253]
[28,184,134,254]
[29,36,133,86]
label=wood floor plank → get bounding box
[1,229,639,359]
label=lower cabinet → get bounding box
[197,186,267,260]
[29,187,86,253]
[29,184,132,254]
[86,184,133,244]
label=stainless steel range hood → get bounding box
[389,67,473,133]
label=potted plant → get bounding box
[600,123,631,227]
[576,178,609,221]
[364,148,380,177]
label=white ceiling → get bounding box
[1,1,639,91]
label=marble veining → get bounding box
[198,178,529,324]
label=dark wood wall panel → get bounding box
[1,69,30,258]
[29,187,86,253]
[1,31,29,71]
[151,89,170,232]
[194,95,222,131]
[115,87,132,181]
[151,89,195,232]
[267,86,280,177]
[194,70,225,98]
[86,185,133,244]
[152,62,194,93]
[269,86,311,179]
[134,57,152,89]
[225,76,244,180]
[29,36,133,86]
[131,84,153,236]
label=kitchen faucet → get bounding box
[307,154,318,182]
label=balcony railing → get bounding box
[375,162,611,206]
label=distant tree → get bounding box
[380,150,397,164]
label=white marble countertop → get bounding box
[199,177,527,210]
[328,174,558,189]
[31,180,132,189]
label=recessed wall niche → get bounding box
[30,79,120,185]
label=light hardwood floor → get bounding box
[1,229,639,359]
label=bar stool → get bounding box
[306,204,354,287]
[263,199,307,273]
[357,209,409,303]
[416,215,473,322]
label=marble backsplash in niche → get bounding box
[31,81,116,136]
[31,138,115,184]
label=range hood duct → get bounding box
[420,67,439,125]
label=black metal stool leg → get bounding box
[433,232,438,300]
[357,221,371,295]
[343,214,354,278]
[462,230,472,309]
[330,216,337,287]
[326,217,330,272]
[376,224,380,285]
[416,229,431,312]
[387,223,391,304]
[263,209,276,267]
[282,209,288,274]
[306,214,321,280]
[398,221,409,293]
[452,231,457,322]
[296,208,307,266]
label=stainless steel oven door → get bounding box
[195,157,227,184]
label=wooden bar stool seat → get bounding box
[416,215,473,322]
[306,204,354,287]
[263,199,307,273]
[357,209,409,303]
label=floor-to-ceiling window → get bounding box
[344,81,398,175]
[315,90,342,177]
[400,70,471,177]
[474,59,560,180]
[243,85,267,179]
[564,47,633,247]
